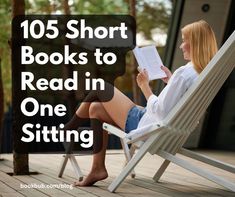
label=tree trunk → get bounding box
[0,59,4,155]
[63,0,77,116]
[11,0,29,175]
[129,0,141,104]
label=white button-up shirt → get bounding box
[137,62,198,129]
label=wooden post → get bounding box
[11,0,29,175]
[129,0,141,104]
[0,59,4,156]
[63,0,77,116]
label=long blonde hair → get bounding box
[181,20,218,73]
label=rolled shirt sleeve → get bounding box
[137,62,198,131]
[146,75,187,121]
[146,94,159,113]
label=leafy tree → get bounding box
[136,0,171,40]
[0,0,11,110]
[0,0,11,156]
[25,0,53,14]
[0,0,172,108]
[72,0,129,14]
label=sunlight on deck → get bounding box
[0,150,234,196]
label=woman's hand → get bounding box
[161,66,172,84]
[136,69,153,100]
[136,69,149,89]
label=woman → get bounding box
[66,20,218,186]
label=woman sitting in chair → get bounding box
[64,20,218,186]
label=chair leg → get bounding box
[69,155,83,181]
[153,159,170,182]
[120,139,136,178]
[179,148,235,173]
[108,136,157,192]
[58,154,69,178]
[130,145,136,178]
[158,150,235,192]
[108,149,145,192]
[58,154,83,181]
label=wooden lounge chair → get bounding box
[58,130,84,181]
[103,31,235,192]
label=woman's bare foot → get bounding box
[73,168,108,187]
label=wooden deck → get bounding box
[0,150,234,197]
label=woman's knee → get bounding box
[89,102,103,118]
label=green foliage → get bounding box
[0,0,172,110]
[137,1,171,40]
[25,0,52,14]
[72,0,129,14]
[0,0,12,109]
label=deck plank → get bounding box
[27,155,174,197]
[0,192,25,197]
[0,165,49,197]
[0,150,234,197]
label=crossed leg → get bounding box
[65,86,135,186]
[75,86,136,129]
[74,102,112,186]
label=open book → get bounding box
[133,45,167,80]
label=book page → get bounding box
[132,46,148,69]
[140,46,166,80]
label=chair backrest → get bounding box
[163,31,235,134]
[148,31,235,155]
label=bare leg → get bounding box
[81,85,136,129]
[66,86,136,186]
[74,103,114,186]
[69,85,135,130]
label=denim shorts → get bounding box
[125,106,146,133]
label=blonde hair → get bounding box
[181,20,218,73]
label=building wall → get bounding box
[172,0,231,71]
[168,0,232,148]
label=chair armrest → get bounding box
[103,123,127,139]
